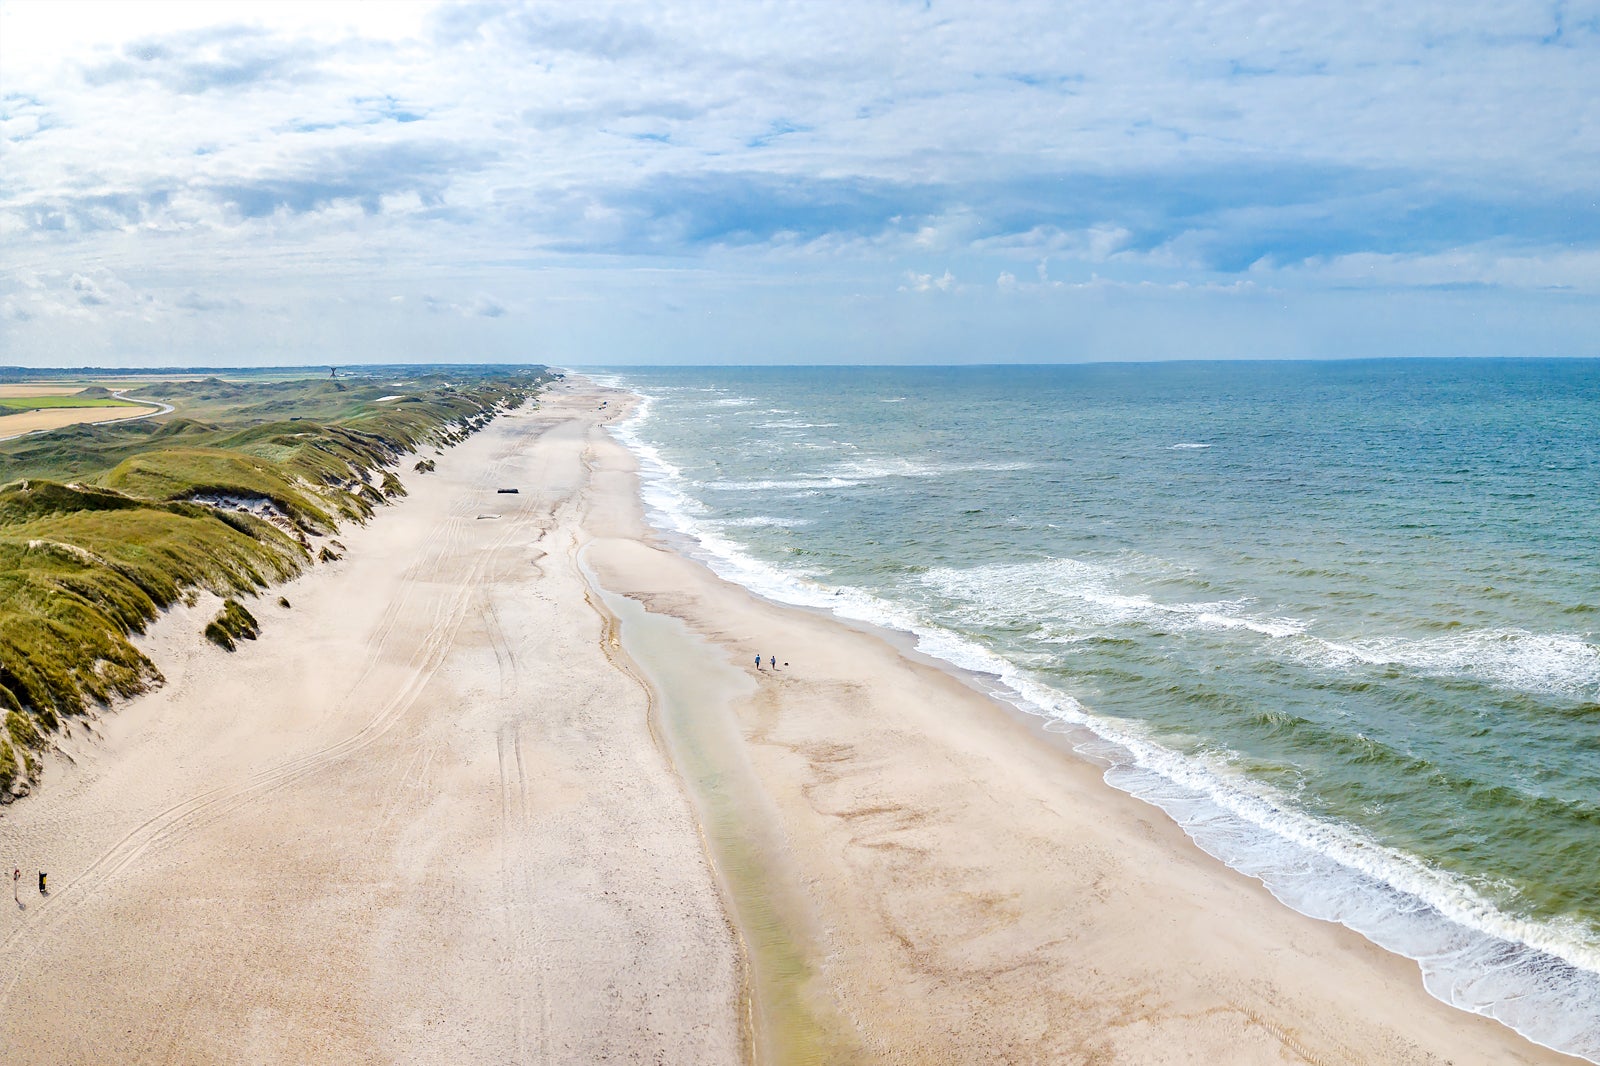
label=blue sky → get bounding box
[2,0,1598,366]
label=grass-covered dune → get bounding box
[0,368,548,797]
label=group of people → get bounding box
[754,654,787,671]
[12,866,46,904]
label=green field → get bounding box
[0,367,550,797]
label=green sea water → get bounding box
[597,359,1600,1060]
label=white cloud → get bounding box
[0,0,1596,362]
[1279,246,1600,292]
[68,273,110,306]
[900,269,957,294]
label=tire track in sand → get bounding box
[0,415,555,1009]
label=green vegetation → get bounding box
[0,367,548,798]
[204,598,260,650]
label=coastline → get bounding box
[584,380,1585,1063]
[0,378,1582,1062]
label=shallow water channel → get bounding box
[585,566,848,1064]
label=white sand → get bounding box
[0,389,741,1063]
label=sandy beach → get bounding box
[0,380,1583,1064]
[0,388,741,1063]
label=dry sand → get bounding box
[0,389,742,1064]
[0,380,1583,1064]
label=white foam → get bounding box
[704,477,864,492]
[829,456,941,479]
[714,515,812,529]
[828,456,1032,481]
[926,560,1599,699]
[924,558,1310,641]
[756,419,840,429]
[1172,442,1212,449]
[1301,630,1600,700]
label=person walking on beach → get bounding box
[769,655,776,670]
[755,654,762,671]
[38,870,47,895]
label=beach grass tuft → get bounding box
[204,598,261,651]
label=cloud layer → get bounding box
[2,0,1598,364]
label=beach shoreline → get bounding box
[0,378,1584,1063]
[584,379,1586,1064]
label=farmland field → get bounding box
[0,406,157,438]
[0,395,142,410]
[0,385,155,439]
[0,384,88,398]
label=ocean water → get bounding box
[590,360,1600,1061]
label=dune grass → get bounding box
[0,368,548,797]
[204,598,261,651]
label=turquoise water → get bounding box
[593,360,1600,1060]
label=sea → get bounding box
[589,359,1600,1061]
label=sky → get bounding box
[2,0,1598,367]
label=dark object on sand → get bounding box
[497,488,519,494]
[38,871,47,895]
